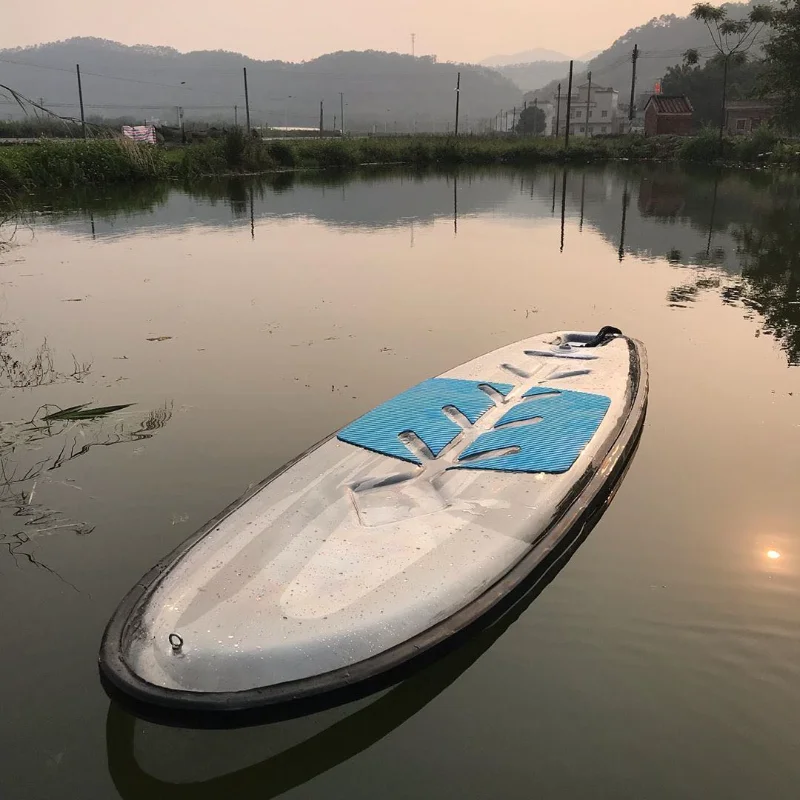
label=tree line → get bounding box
[663,2,800,133]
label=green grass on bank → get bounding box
[0,138,173,194]
[2,128,800,200]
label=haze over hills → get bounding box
[479,46,601,93]
[525,1,765,102]
[482,47,603,69]
[494,61,586,93]
[0,38,522,131]
[481,48,571,67]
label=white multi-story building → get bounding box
[552,83,621,137]
[536,100,556,136]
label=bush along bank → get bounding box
[3,129,800,199]
[0,138,173,194]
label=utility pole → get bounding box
[564,61,574,148]
[334,114,337,132]
[454,71,461,136]
[512,106,517,133]
[505,111,509,132]
[555,83,562,138]
[586,71,592,138]
[234,105,238,126]
[319,100,324,136]
[243,67,251,132]
[629,44,639,125]
[76,64,86,139]
[340,92,345,136]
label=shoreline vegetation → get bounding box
[2,128,799,199]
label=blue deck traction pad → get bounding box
[456,385,610,473]
[338,378,513,464]
[337,377,610,473]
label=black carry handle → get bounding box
[583,326,623,348]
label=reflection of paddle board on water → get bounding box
[107,454,643,800]
[99,328,648,721]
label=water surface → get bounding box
[2,165,800,800]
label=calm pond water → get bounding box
[2,164,800,800]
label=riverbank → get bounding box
[1,129,799,199]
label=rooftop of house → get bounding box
[645,95,694,115]
[724,99,779,111]
[576,83,616,93]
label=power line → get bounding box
[0,56,192,88]
[0,55,470,83]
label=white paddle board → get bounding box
[100,328,647,720]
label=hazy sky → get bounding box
[2,0,701,63]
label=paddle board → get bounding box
[99,328,647,719]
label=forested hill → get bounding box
[0,38,522,131]
[526,1,767,101]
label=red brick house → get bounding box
[724,99,778,134]
[643,95,694,136]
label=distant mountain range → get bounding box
[0,38,522,131]
[481,48,603,68]
[525,1,765,103]
[481,48,571,67]
[493,61,586,93]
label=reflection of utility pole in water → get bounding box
[249,185,255,240]
[579,173,586,232]
[619,178,630,261]
[560,169,568,253]
[453,174,458,236]
[706,172,720,259]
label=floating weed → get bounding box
[40,403,134,422]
